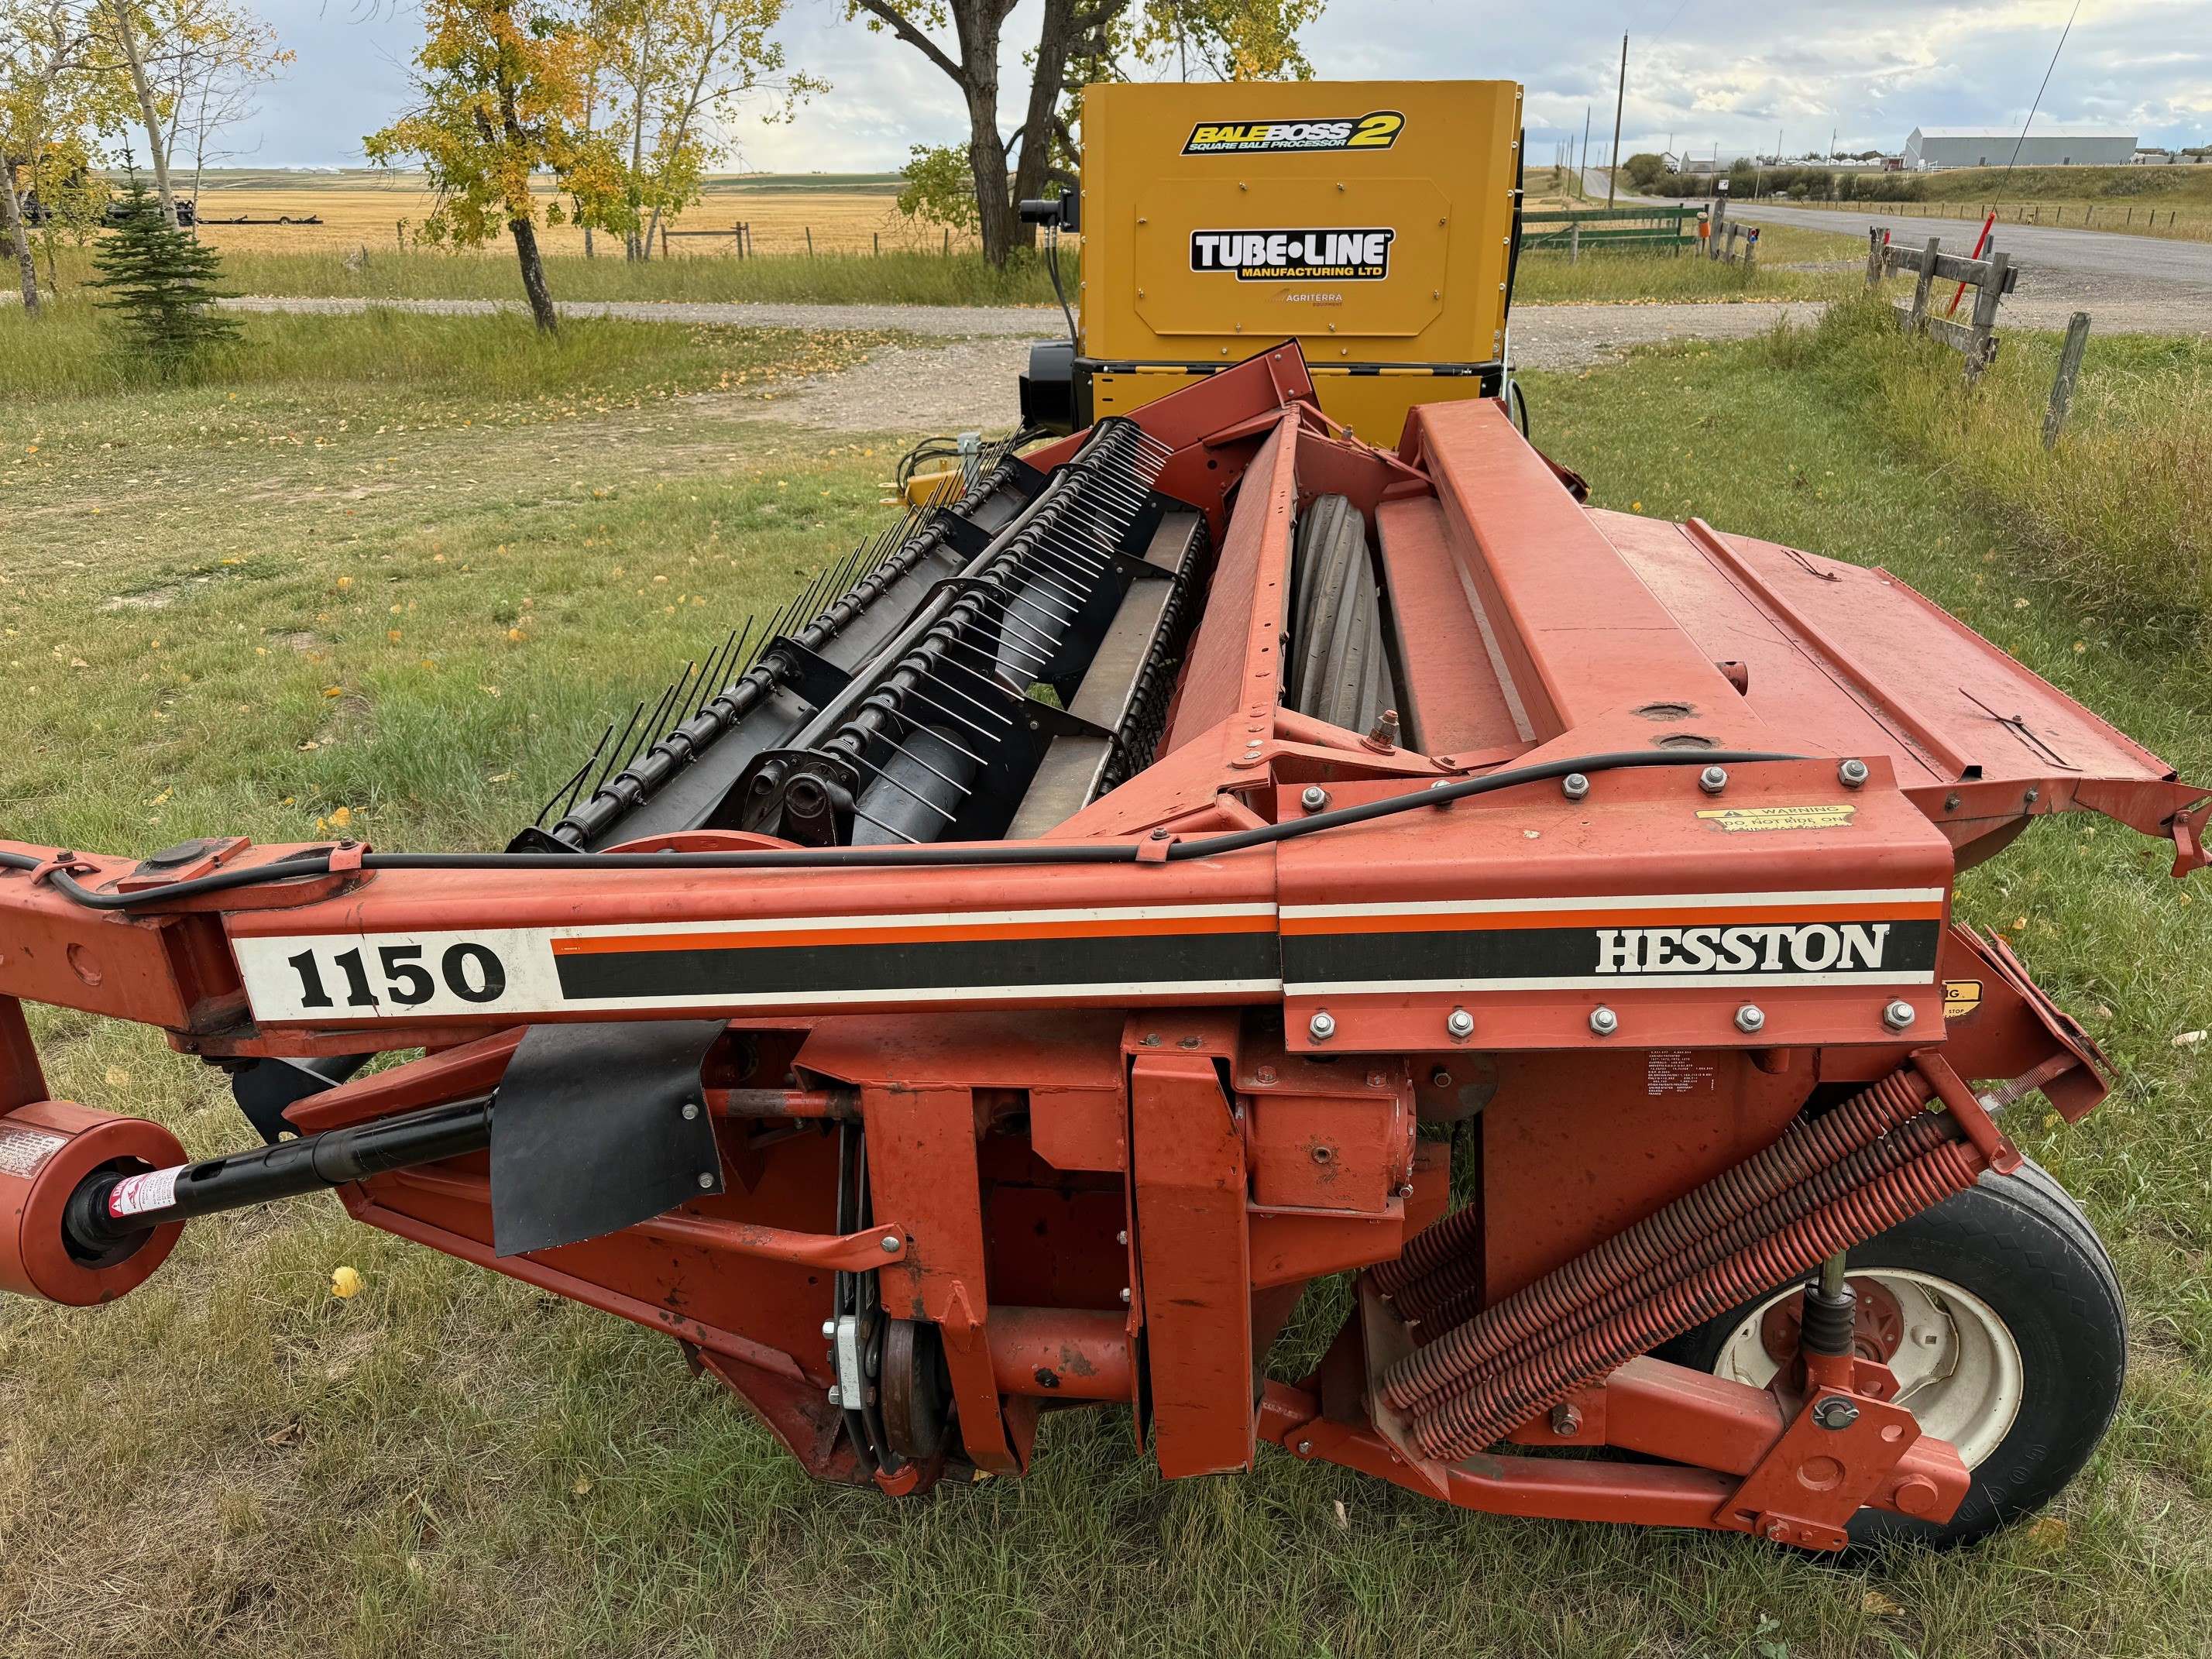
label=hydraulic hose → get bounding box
[1,749,1806,912]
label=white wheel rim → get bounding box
[1711,1269,2026,1469]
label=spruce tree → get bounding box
[89,163,239,374]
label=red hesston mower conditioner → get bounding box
[3,81,2205,1554]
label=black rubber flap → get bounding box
[490,1020,728,1257]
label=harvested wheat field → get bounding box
[177,169,974,258]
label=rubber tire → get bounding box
[1654,1159,2124,1550]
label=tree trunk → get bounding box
[626,24,651,260]
[511,215,558,333]
[644,67,711,260]
[0,163,41,315]
[107,0,180,228]
[1008,0,1080,256]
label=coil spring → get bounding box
[1369,1200,1486,1298]
[1409,1134,1983,1463]
[1386,1066,1933,1329]
[1386,1109,1956,1412]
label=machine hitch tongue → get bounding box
[63,1096,495,1258]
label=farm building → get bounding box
[1904,125,2136,169]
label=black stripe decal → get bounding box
[1283,919,1943,986]
[554,929,1281,1001]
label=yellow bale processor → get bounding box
[1021,79,1525,442]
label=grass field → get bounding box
[144,169,953,258]
[2,301,2208,1657]
[1767,194,2211,242]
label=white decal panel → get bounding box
[232,927,562,1022]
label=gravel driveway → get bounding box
[209,293,1837,433]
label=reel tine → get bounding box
[534,722,611,828]
[593,701,648,795]
[847,803,922,844]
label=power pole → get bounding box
[1606,33,1627,208]
[1582,105,1592,198]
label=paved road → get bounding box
[1723,199,2212,287]
[1578,165,2212,329]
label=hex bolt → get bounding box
[1309,1009,1338,1042]
[1300,784,1331,812]
[826,1385,843,1407]
[1883,999,1916,1032]
[1447,1007,1475,1039]
[1735,1004,1766,1035]
[1562,771,1591,802]
[696,1172,716,1190]
[1119,1286,1132,1304]
[1839,757,1870,789]
[681,1100,702,1121]
[1812,1396,1861,1432]
[881,1234,900,1253]
[821,1319,836,1339]
[1589,1005,1620,1037]
[1296,1438,1314,1456]
[1764,1518,1791,1542]
[1431,1068,1453,1087]
[1115,1228,1128,1245]
[1699,764,1729,795]
[1548,1403,1582,1437]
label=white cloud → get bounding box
[239,0,2210,170]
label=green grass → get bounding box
[1891,164,2212,207]
[25,242,1073,309]
[0,293,892,406]
[1513,221,1858,305]
[1792,294,2212,652]
[2,309,2210,1656]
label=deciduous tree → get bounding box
[364,0,620,332]
[144,0,290,226]
[860,0,1324,268]
[1,0,120,311]
[591,0,816,261]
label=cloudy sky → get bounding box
[242,0,2208,170]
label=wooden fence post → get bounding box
[1569,222,1580,264]
[1907,235,1940,334]
[1866,226,1884,287]
[1708,191,1726,260]
[1743,227,1757,271]
[943,227,951,256]
[1963,248,2008,384]
[2042,311,2091,447]
[873,231,880,256]
[805,225,813,256]
[660,223,669,259]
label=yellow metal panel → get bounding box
[1080,80,1521,370]
[1090,369,1496,449]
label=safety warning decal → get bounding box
[1695,804,1857,833]
[1190,228,1395,282]
[107,1166,180,1219]
[1182,112,1403,155]
[1943,978,1984,1018]
[0,1124,68,1180]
